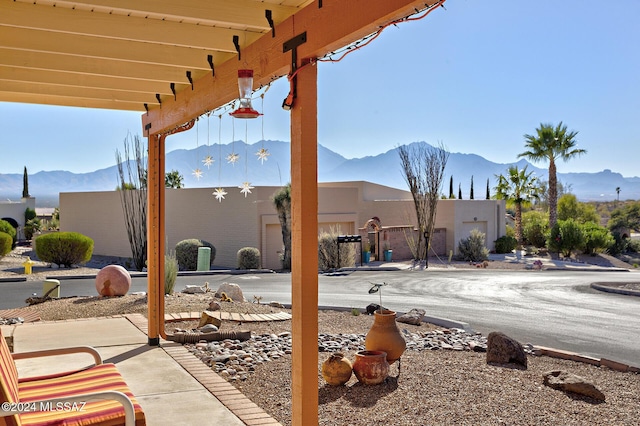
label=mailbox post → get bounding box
[337,235,363,267]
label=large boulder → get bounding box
[397,308,426,326]
[215,282,245,302]
[543,370,605,401]
[486,331,527,368]
[95,265,131,297]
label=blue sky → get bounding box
[1,0,638,178]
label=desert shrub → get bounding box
[0,220,16,248]
[25,207,37,222]
[505,225,515,238]
[34,232,93,267]
[581,222,614,255]
[24,218,42,241]
[164,251,178,294]
[237,247,261,269]
[607,231,629,256]
[627,239,640,253]
[0,232,12,257]
[457,228,489,262]
[318,227,355,271]
[494,235,517,254]
[522,210,548,247]
[547,219,584,257]
[175,239,216,271]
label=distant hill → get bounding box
[1,140,638,207]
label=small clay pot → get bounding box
[321,352,353,386]
[352,350,389,385]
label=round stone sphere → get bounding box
[95,265,131,297]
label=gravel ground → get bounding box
[2,247,640,425]
[10,296,640,426]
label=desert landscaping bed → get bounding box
[7,294,639,426]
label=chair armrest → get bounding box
[11,346,103,366]
[0,391,136,426]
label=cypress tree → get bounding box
[458,183,462,200]
[22,166,30,198]
[486,178,490,199]
[470,176,474,200]
[449,176,454,199]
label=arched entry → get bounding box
[363,217,381,259]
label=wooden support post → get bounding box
[147,132,166,346]
[290,60,318,426]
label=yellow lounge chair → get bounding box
[1,327,145,426]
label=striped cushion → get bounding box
[17,363,145,426]
[0,327,21,426]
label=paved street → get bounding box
[1,269,638,367]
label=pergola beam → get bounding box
[142,0,437,134]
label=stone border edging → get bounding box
[533,345,639,373]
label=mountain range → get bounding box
[1,140,638,207]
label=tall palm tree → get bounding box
[519,122,585,228]
[495,165,539,246]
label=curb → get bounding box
[590,282,640,297]
[47,268,276,281]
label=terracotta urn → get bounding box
[352,350,389,385]
[321,352,353,386]
[95,265,131,296]
[364,309,406,364]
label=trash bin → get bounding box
[43,279,61,298]
[197,247,211,271]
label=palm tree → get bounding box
[519,122,585,228]
[494,165,539,246]
[616,187,621,203]
[272,183,292,270]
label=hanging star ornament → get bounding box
[212,187,227,202]
[226,152,240,165]
[202,155,214,168]
[192,168,203,180]
[255,147,270,164]
[239,182,254,197]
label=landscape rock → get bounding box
[95,265,131,297]
[365,303,386,315]
[208,300,221,311]
[397,308,426,326]
[486,331,528,368]
[543,370,605,401]
[182,285,209,294]
[215,282,245,302]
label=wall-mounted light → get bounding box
[230,69,261,119]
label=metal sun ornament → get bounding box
[255,92,270,164]
[239,182,254,197]
[192,168,203,180]
[202,155,214,168]
[213,187,227,202]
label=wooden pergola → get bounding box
[0,1,442,424]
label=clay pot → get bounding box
[321,352,353,386]
[352,350,389,385]
[365,309,406,364]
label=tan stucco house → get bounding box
[60,181,505,269]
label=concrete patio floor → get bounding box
[1,314,281,426]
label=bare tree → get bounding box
[398,142,449,263]
[115,134,147,271]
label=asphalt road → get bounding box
[1,269,638,367]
